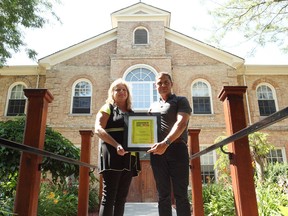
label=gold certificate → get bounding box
[124,113,160,151]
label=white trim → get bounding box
[111,2,171,28]
[0,66,45,75]
[243,65,288,75]
[165,28,244,69]
[191,79,214,115]
[123,64,158,111]
[256,83,279,114]
[133,26,149,45]
[39,29,117,69]
[5,82,28,116]
[70,79,93,114]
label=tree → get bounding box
[214,131,274,183]
[0,0,60,67]
[208,0,288,55]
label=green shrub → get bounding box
[38,180,78,216]
[203,183,235,216]
[257,163,288,215]
[37,178,99,216]
[0,118,100,215]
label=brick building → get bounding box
[1,2,287,201]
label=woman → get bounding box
[95,78,140,216]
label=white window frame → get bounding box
[133,27,149,45]
[267,147,287,164]
[200,145,217,184]
[124,64,158,112]
[5,82,27,116]
[191,79,213,115]
[256,83,278,116]
[70,79,92,115]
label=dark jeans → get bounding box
[99,170,133,216]
[150,143,191,216]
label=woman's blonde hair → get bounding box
[106,78,132,111]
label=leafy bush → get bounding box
[202,132,288,215]
[0,117,99,215]
[38,178,99,216]
[38,180,78,216]
[257,163,288,215]
[202,183,235,216]
[42,127,80,183]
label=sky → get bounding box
[7,0,288,65]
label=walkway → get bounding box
[91,202,177,215]
[124,202,177,216]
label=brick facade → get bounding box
[1,3,287,170]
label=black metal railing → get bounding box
[190,106,288,160]
[0,138,97,170]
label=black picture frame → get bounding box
[123,112,161,151]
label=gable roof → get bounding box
[111,2,171,28]
[39,2,244,69]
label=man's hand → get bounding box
[147,141,169,155]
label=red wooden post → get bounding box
[14,89,53,216]
[188,129,204,216]
[78,130,94,216]
[218,86,258,216]
[99,174,103,205]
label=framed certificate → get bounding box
[123,112,161,151]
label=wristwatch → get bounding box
[165,139,171,146]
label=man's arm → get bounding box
[147,112,190,155]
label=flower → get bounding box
[53,199,59,204]
[47,192,55,199]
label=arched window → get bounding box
[134,28,148,45]
[71,80,92,114]
[256,84,277,116]
[125,67,157,111]
[6,83,27,116]
[191,80,212,114]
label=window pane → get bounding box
[134,29,148,44]
[125,68,157,110]
[258,100,276,116]
[200,146,215,184]
[267,149,284,163]
[192,82,209,97]
[72,96,91,114]
[74,81,91,96]
[7,99,26,116]
[72,81,91,114]
[10,85,25,99]
[257,85,276,116]
[7,84,26,116]
[257,85,274,100]
[131,83,151,109]
[193,97,211,114]
[126,68,155,81]
[192,81,211,114]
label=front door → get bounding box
[127,159,157,202]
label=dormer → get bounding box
[112,3,170,56]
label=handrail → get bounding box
[190,106,288,160]
[0,137,98,170]
[1,107,287,172]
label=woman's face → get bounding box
[113,84,128,103]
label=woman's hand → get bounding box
[116,144,128,156]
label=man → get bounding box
[148,72,192,216]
